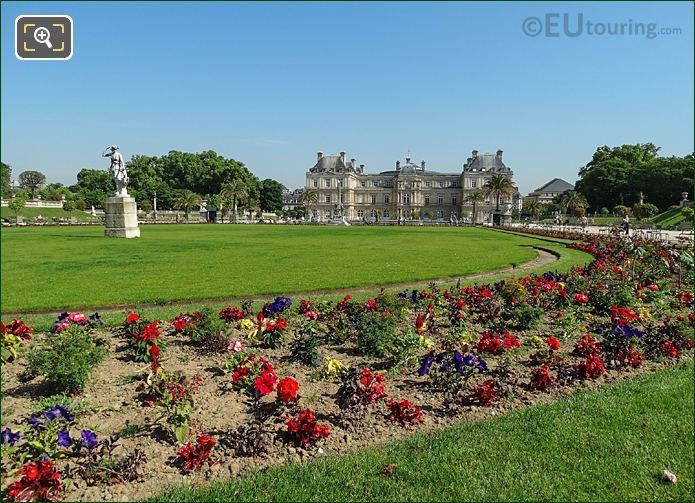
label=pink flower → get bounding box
[67,312,88,324]
[55,323,70,332]
[647,284,659,291]
[227,340,244,353]
[304,311,318,320]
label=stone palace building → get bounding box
[305,149,521,223]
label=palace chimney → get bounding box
[421,160,426,170]
[496,149,503,158]
[396,160,401,170]
[339,151,346,164]
[471,150,478,159]
[317,152,323,161]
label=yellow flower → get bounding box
[418,336,434,349]
[529,335,544,348]
[322,357,347,379]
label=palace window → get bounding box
[325,210,331,218]
[325,194,331,203]
[357,209,364,218]
[452,197,457,206]
[426,181,432,188]
[471,180,477,188]
[439,181,445,188]
[384,195,390,204]
[370,194,377,204]
[438,195,444,205]
[403,194,411,204]
[361,181,366,187]
[325,179,331,188]
[370,209,378,218]
[338,179,344,188]
[424,195,430,206]
[384,210,390,218]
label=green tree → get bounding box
[301,190,319,221]
[613,205,630,217]
[74,169,114,208]
[634,203,658,220]
[465,191,485,223]
[1,162,11,197]
[575,143,673,210]
[558,191,588,216]
[483,175,514,212]
[63,200,76,219]
[8,196,26,223]
[241,197,260,219]
[259,179,284,213]
[18,170,46,197]
[220,179,248,221]
[522,199,542,220]
[173,189,201,221]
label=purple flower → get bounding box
[43,405,74,423]
[1,427,21,446]
[28,417,44,430]
[476,357,488,373]
[81,429,98,450]
[89,312,103,327]
[418,354,434,377]
[57,430,72,448]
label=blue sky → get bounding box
[2,1,693,194]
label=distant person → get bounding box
[621,215,630,236]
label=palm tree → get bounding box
[558,191,588,216]
[173,189,201,221]
[220,179,248,221]
[300,190,319,222]
[464,191,485,224]
[483,174,515,212]
[523,199,542,221]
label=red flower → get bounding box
[149,343,160,360]
[573,354,605,379]
[468,380,498,406]
[647,284,659,291]
[178,434,217,471]
[276,377,300,404]
[286,409,329,448]
[7,461,63,502]
[575,293,589,303]
[254,370,277,395]
[530,365,555,390]
[660,341,680,358]
[126,312,140,324]
[386,399,423,426]
[546,337,561,351]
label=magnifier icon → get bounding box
[34,26,53,49]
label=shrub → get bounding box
[27,328,106,394]
[186,308,232,354]
[356,312,398,357]
[289,334,322,367]
[510,303,544,330]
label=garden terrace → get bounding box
[1,230,692,502]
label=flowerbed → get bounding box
[1,232,693,501]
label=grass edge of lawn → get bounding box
[154,359,694,502]
[6,237,592,332]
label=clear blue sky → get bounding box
[2,1,693,194]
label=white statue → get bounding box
[103,145,128,196]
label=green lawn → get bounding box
[650,207,688,229]
[1,225,578,313]
[156,360,694,502]
[1,206,95,222]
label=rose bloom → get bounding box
[254,370,277,395]
[304,311,318,320]
[575,293,589,303]
[227,340,244,352]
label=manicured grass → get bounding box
[156,360,694,502]
[651,208,687,229]
[3,226,568,313]
[1,206,95,222]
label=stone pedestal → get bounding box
[104,196,140,238]
[328,217,351,226]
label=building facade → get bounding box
[282,187,305,212]
[305,150,521,223]
[524,178,574,204]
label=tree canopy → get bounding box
[18,170,46,196]
[575,144,693,211]
[259,179,284,212]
